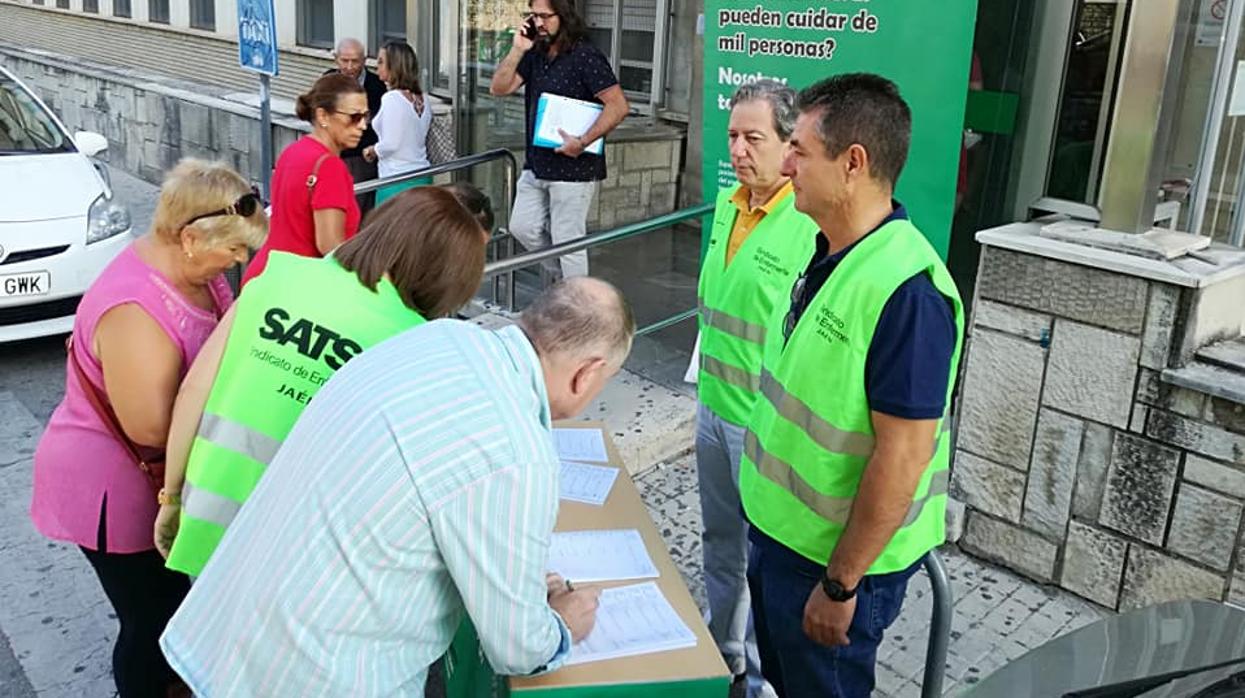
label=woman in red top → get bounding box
[242,73,369,284]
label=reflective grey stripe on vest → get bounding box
[760,370,875,459]
[698,299,767,344]
[745,429,950,527]
[181,481,242,529]
[700,355,760,392]
[197,412,282,465]
[900,467,950,527]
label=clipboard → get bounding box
[533,93,605,156]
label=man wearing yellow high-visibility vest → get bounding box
[696,80,817,698]
[740,73,964,697]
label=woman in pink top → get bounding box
[30,159,266,698]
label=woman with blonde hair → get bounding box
[365,41,434,205]
[30,159,266,698]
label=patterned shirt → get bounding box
[518,38,619,182]
[160,321,571,697]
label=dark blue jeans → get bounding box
[747,530,922,698]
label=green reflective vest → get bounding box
[698,185,817,426]
[165,252,426,576]
[739,219,965,574]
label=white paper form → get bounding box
[533,93,605,155]
[552,427,610,463]
[547,529,658,583]
[559,461,620,506]
[564,581,697,666]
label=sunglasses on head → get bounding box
[334,110,370,126]
[183,187,263,228]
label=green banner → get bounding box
[702,1,978,257]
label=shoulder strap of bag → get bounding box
[65,336,159,479]
[305,153,331,196]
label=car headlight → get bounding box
[87,193,131,244]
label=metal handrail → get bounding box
[357,148,520,306]
[352,147,519,196]
[637,308,697,337]
[482,201,715,280]
[922,549,953,698]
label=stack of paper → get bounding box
[533,93,605,155]
[559,461,619,506]
[547,529,658,583]
[552,427,609,463]
[565,581,697,666]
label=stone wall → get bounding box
[953,229,1245,612]
[5,43,684,232]
[587,134,683,231]
[3,44,456,188]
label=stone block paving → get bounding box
[635,455,1109,697]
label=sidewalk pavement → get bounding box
[635,455,1109,697]
[0,390,1109,698]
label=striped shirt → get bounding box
[160,321,570,697]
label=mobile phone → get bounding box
[522,17,539,41]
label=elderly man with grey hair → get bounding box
[159,277,634,697]
[324,37,387,212]
[694,79,819,698]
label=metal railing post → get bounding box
[356,148,521,309]
[506,233,516,312]
[502,160,517,311]
[922,550,953,698]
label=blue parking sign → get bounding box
[238,0,279,76]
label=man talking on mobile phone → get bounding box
[490,0,629,281]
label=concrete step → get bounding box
[1198,337,1245,373]
[1163,360,1245,407]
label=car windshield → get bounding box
[0,75,69,154]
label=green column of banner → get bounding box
[702,1,979,258]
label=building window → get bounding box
[581,0,663,108]
[190,0,215,30]
[298,0,335,49]
[148,0,169,23]
[113,0,131,17]
[659,0,694,118]
[370,0,406,55]
[427,0,452,92]
[55,0,68,8]
[82,0,99,12]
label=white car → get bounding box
[0,66,132,343]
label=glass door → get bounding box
[946,1,1045,304]
[1045,0,1129,205]
[1189,0,1245,244]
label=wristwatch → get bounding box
[157,488,181,507]
[820,573,857,602]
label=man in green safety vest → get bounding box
[695,79,817,698]
[739,73,964,697]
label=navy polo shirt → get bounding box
[517,38,618,182]
[784,204,957,420]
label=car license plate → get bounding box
[0,271,51,298]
